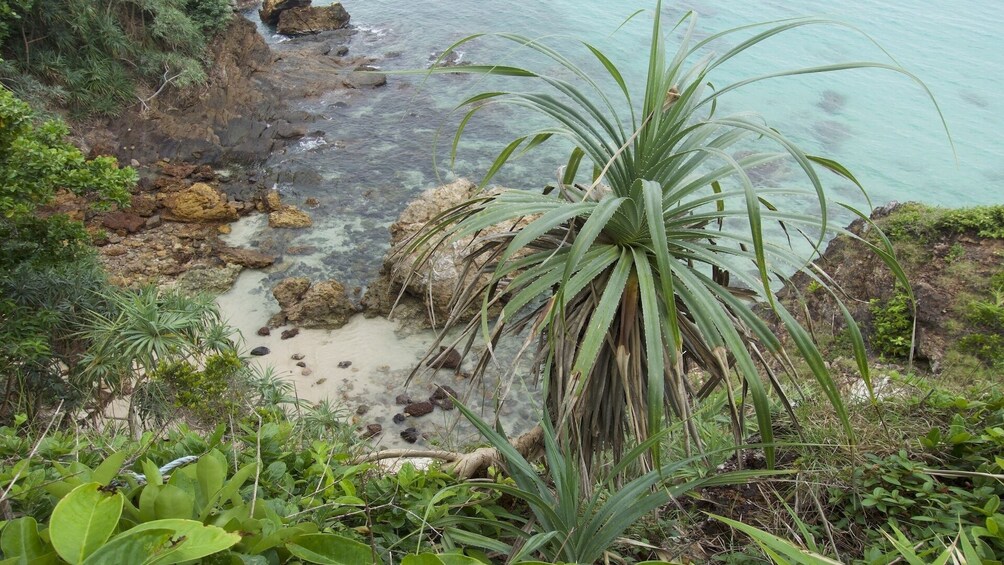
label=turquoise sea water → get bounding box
[249,0,1003,288]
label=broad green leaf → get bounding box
[153,484,194,520]
[437,554,484,565]
[80,529,173,565]
[50,483,123,564]
[196,451,226,508]
[117,519,240,565]
[286,533,376,565]
[90,451,128,486]
[0,517,47,562]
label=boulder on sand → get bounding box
[271,277,357,329]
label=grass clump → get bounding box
[882,202,1004,242]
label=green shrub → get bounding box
[882,202,1004,242]
[869,288,914,358]
[0,0,234,115]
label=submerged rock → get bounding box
[426,347,462,370]
[404,401,434,417]
[400,427,419,443]
[362,423,382,439]
[218,246,276,269]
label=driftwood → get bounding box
[354,425,544,478]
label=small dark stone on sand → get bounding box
[256,327,271,336]
[280,327,300,340]
[393,413,406,424]
[296,361,306,368]
[405,401,434,417]
[291,353,305,360]
[395,394,412,405]
[362,423,382,439]
[337,360,352,368]
[356,404,369,416]
[426,346,462,370]
[400,427,419,443]
[250,346,270,356]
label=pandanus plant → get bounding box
[405,1,945,478]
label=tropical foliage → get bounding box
[411,0,934,474]
[0,0,233,115]
[0,88,134,422]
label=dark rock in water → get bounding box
[431,396,454,411]
[428,50,469,69]
[250,346,270,356]
[344,70,387,89]
[291,353,305,360]
[219,246,276,269]
[337,360,352,368]
[395,394,412,405]
[356,404,369,416]
[431,385,457,401]
[277,4,350,36]
[812,120,852,149]
[405,401,434,417]
[400,427,419,443]
[362,423,382,439]
[817,89,847,114]
[392,413,406,425]
[257,326,271,336]
[335,45,349,56]
[426,347,462,370]
[274,120,307,140]
[280,327,300,340]
[296,361,306,368]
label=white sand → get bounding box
[216,267,541,451]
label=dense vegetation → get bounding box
[0,1,1000,563]
[0,0,232,115]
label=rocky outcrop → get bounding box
[782,202,1004,371]
[277,4,350,36]
[259,0,311,25]
[263,189,312,228]
[363,178,523,328]
[271,277,357,329]
[217,246,276,269]
[268,207,312,228]
[159,183,239,223]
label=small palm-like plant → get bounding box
[79,287,237,431]
[410,2,944,475]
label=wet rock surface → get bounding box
[277,4,350,36]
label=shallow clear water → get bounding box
[249,0,1002,289]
